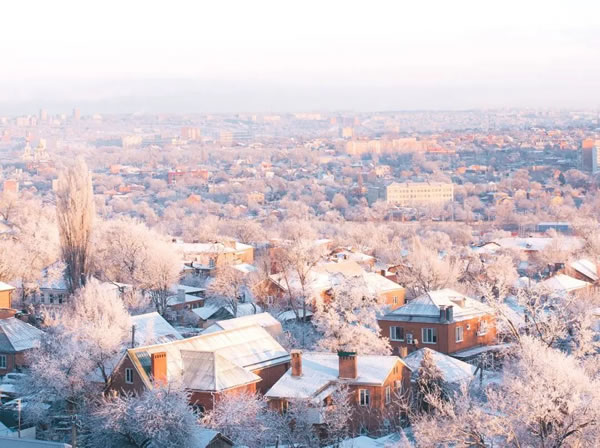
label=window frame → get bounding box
[422,328,437,344]
[385,385,391,404]
[359,389,370,407]
[389,326,404,341]
[125,367,134,384]
[0,355,6,369]
[455,326,464,343]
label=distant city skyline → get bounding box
[1,1,599,112]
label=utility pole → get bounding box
[17,398,21,438]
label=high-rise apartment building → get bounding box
[581,139,600,173]
[386,182,454,206]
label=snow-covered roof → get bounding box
[131,312,183,345]
[382,289,492,323]
[127,324,289,388]
[203,312,282,338]
[181,350,261,391]
[540,274,591,294]
[363,272,403,294]
[176,241,253,254]
[270,260,402,298]
[493,236,583,252]
[0,318,43,353]
[231,263,258,274]
[265,352,406,401]
[0,282,15,292]
[404,348,476,384]
[569,258,598,282]
[192,304,222,320]
[277,309,313,322]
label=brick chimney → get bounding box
[151,352,167,384]
[398,346,408,358]
[291,350,302,377]
[0,308,17,320]
[338,351,358,379]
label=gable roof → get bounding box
[181,351,260,391]
[540,274,591,294]
[265,352,406,401]
[382,288,492,323]
[203,312,282,338]
[403,348,476,383]
[0,318,44,353]
[131,312,183,346]
[569,259,598,282]
[126,324,289,389]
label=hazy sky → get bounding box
[1,0,599,112]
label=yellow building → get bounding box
[385,182,454,206]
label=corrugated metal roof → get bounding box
[181,351,260,391]
[128,324,289,387]
[203,312,282,338]
[0,318,43,353]
[131,312,183,345]
[384,288,491,322]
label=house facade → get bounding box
[107,324,290,411]
[0,309,44,375]
[265,351,411,436]
[378,289,496,356]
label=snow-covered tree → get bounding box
[56,158,95,293]
[203,392,271,446]
[87,383,199,448]
[415,349,445,413]
[206,266,253,317]
[313,275,391,355]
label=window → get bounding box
[0,355,6,369]
[478,321,488,336]
[406,333,413,344]
[385,386,391,404]
[389,326,404,341]
[422,328,437,344]
[393,296,398,305]
[455,326,464,342]
[359,389,370,407]
[125,368,134,384]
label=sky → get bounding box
[1,0,599,113]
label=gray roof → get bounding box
[181,350,260,391]
[382,288,491,323]
[0,318,44,353]
[131,312,183,345]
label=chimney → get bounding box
[177,288,186,301]
[131,325,136,348]
[151,352,167,384]
[338,351,358,379]
[398,346,408,358]
[446,305,454,322]
[439,305,448,322]
[0,308,17,320]
[291,350,302,377]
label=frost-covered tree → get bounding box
[393,236,463,298]
[87,383,199,448]
[206,266,253,317]
[415,349,445,413]
[411,337,600,448]
[94,217,181,312]
[313,275,391,355]
[56,158,95,293]
[21,279,132,425]
[203,392,271,446]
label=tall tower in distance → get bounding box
[581,138,599,173]
[73,108,81,121]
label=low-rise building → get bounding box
[378,289,496,356]
[107,324,290,410]
[0,309,44,375]
[385,182,453,206]
[265,350,411,436]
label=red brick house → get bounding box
[265,350,411,436]
[107,324,290,412]
[378,289,496,356]
[0,309,44,375]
